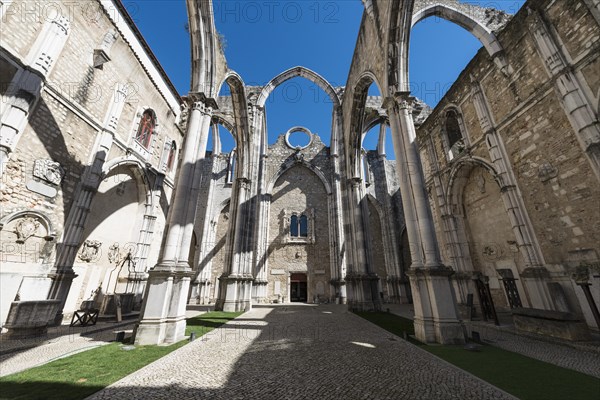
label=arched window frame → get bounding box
[441,107,469,162]
[285,208,315,244]
[129,107,158,160]
[159,138,177,175]
[166,141,177,172]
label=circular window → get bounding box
[285,127,313,150]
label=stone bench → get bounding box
[512,307,591,341]
[3,300,61,339]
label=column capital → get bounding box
[236,177,252,189]
[186,92,218,115]
[382,92,418,112]
[348,177,362,188]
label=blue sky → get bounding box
[125,0,525,156]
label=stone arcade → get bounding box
[0,0,599,347]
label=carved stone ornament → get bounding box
[108,243,121,265]
[78,240,102,263]
[571,265,590,285]
[538,162,558,182]
[33,159,65,186]
[477,172,486,194]
[15,217,40,244]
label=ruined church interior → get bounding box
[0,0,599,397]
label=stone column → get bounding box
[385,94,464,344]
[346,177,380,311]
[253,190,271,304]
[47,83,128,324]
[330,106,347,304]
[0,15,70,178]
[220,177,254,312]
[528,7,600,181]
[425,136,472,303]
[135,95,215,345]
[177,103,213,264]
[470,78,553,310]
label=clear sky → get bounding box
[125,0,525,156]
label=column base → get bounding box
[345,274,382,311]
[47,270,78,326]
[134,267,192,346]
[407,266,465,344]
[217,274,253,312]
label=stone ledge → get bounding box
[512,307,591,341]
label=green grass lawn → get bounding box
[356,311,600,400]
[0,311,242,400]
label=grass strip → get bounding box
[0,311,242,400]
[356,311,600,400]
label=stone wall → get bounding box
[0,0,183,326]
[416,0,600,328]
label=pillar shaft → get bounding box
[385,94,464,344]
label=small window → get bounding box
[167,141,176,171]
[445,110,465,161]
[290,214,309,238]
[287,210,314,243]
[136,109,156,149]
[290,215,299,237]
[299,215,308,237]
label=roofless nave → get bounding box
[0,0,598,346]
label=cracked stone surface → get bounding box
[88,305,516,400]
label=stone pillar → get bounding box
[330,106,347,304]
[253,191,271,304]
[177,103,212,264]
[220,177,254,312]
[135,95,215,345]
[47,83,128,324]
[528,6,600,181]
[0,15,70,178]
[385,94,464,344]
[346,177,380,310]
[470,78,553,310]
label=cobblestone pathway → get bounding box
[88,305,516,400]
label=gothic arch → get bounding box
[256,66,340,109]
[348,72,384,178]
[216,71,250,179]
[362,115,389,136]
[211,114,235,134]
[101,157,153,208]
[388,0,510,93]
[411,3,504,57]
[265,162,332,196]
[445,156,502,216]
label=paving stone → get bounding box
[88,305,516,400]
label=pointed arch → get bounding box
[348,72,383,178]
[265,162,332,196]
[445,157,502,216]
[218,71,250,179]
[211,114,235,133]
[101,157,153,208]
[411,3,504,57]
[256,66,340,109]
